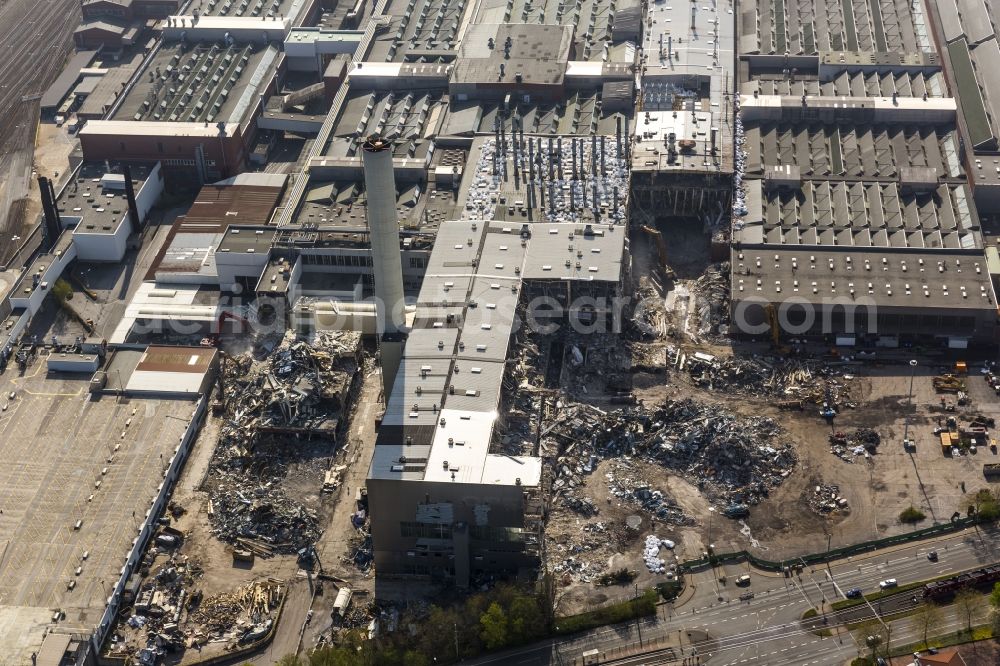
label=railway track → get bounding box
[0,0,80,264]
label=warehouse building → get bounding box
[732,0,1000,346]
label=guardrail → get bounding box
[679,517,978,573]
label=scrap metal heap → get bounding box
[548,398,797,509]
[828,428,882,463]
[206,330,362,555]
[106,546,284,662]
[669,348,859,408]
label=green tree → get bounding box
[51,279,73,302]
[479,602,509,650]
[954,589,985,633]
[508,595,545,644]
[898,506,926,523]
[991,581,1000,609]
[277,656,305,666]
[401,651,430,666]
[913,602,943,648]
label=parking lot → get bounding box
[0,359,197,662]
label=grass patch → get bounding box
[889,623,995,656]
[656,580,683,601]
[900,506,927,524]
[802,608,818,619]
[554,590,658,635]
[830,572,960,611]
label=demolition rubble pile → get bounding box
[107,554,198,661]
[606,460,695,526]
[633,276,668,339]
[809,483,850,515]
[187,578,283,645]
[828,428,881,462]
[549,399,797,508]
[206,330,361,555]
[107,556,283,662]
[670,349,857,406]
[549,521,615,583]
[692,263,731,337]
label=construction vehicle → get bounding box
[933,374,966,393]
[764,303,791,354]
[640,225,676,280]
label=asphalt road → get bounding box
[461,525,1000,666]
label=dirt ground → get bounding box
[549,349,1000,614]
[104,345,383,663]
[548,223,1000,615]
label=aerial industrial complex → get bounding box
[1,0,1000,664]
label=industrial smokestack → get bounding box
[361,135,406,336]
[38,176,61,251]
[122,165,141,235]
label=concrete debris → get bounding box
[642,535,676,574]
[671,349,857,407]
[606,461,695,526]
[632,277,667,339]
[206,330,362,554]
[188,578,283,645]
[549,398,796,507]
[829,429,880,462]
[106,547,284,662]
[692,262,730,337]
[809,484,850,515]
[561,493,600,516]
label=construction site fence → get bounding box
[678,517,978,574]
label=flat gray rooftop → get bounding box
[732,247,996,311]
[113,41,279,125]
[0,369,195,664]
[742,122,963,181]
[57,161,155,234]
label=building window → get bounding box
[409,256,425,269]
[400,521,453,540]
[119,141,125,151]
[157,142,164,154]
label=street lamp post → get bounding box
[902,359,918,449]
[707,507,715,552]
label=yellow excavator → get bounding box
[764,303,790,354]
[640,225,676,280]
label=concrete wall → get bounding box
[74,162,164,262]
[91,396,207,657]
[8,243,78,315]
[366,478,537,583]
[215,250,270,290]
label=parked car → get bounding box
[735,574,751,586]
